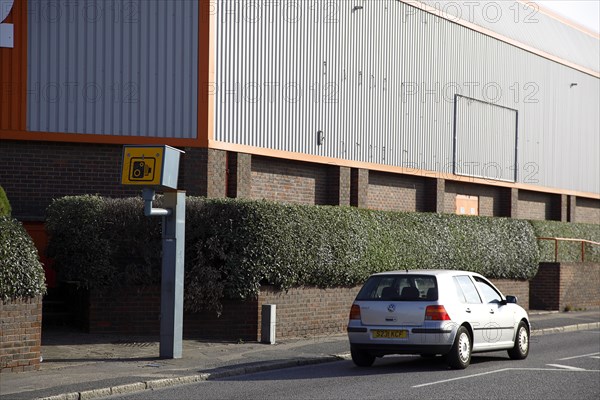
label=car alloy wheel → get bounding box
[448,326,471,369]
[508,321,530,360]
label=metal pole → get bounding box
[159,191,186,359]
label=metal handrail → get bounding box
[537,237,600,262]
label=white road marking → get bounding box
[412,367,600,388]
[412,369,511,388]
[591,356,600,359]
[559,352,600,361]
[546,364,587,371]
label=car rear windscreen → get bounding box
[355,275,438,301]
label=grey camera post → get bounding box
[121,145,185,359]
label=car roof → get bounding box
[370,269,483,278]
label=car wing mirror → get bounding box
[505,295,518,304]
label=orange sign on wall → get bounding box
[456,195,479,216]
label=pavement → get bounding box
[1,310,598,400]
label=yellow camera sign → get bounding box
[121,145,183,189]
[128,157,156,181]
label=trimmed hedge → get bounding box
[46,196,540,312]
[46,195,162,288]
[530,220,600,262]
[0,216,47,301]
[0,186,11,217]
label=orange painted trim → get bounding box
[0,130,202,147]
[197,0,211,148]
[525,1,600,39]
[0,0,27,131]
[400,0,599,78]
[20,0,27,130]
[209,139,600,201]
[207,0,216,144]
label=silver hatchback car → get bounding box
[347,270,530,369]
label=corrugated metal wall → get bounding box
[214,0,599,194]
[27,0,198,138]
[454,96,517,182]
[418,0,599,74]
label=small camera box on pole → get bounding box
[120,144,186,359]
[121,145,183,190]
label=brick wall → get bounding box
[444,181,510,217]
[0,141,232,221]
[0,141,139,220]
[0,297,43,373]
[530,263,600,311]
[424,178,445,213]
[2,140,594,225]
[86,285,362,341]
[88,286,260,340]
[89,287,160,335]
[181,147,227,198]
[490,279,530,310]
[184,299,259,340]
[518,190,560,221]
[529,263,560,310]
[575,197,600,224]
[350,169,369,208]
[250,156,335,205]
[557,263,600,310]
[182,147,209,197]
[258,286,361,339]
[85,281,533,342]
[328,166,351,206]
[367,172,427,212]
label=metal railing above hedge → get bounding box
[537,237,600,263]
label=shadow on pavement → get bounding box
[217,353,517,382]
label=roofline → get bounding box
[527,1,600,39]
[401,1,599,78]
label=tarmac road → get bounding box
[111,329,600,400]
[2,310,598,400]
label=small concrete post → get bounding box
[261,304,276,344]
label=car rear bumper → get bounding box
[351,343,452,356]
[347,321,457,356]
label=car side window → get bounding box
[454,276,482,304]
[474,277,503,303]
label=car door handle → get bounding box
[489,309,495,314]
[465,308,471,313]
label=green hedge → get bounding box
[0,216,47,301]
[0,186,11,217]
[46,196,540,312]
[46,195,162,288]
[530,220,600,262]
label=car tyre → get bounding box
[351,346,375,367]
[508,321,529,360]
[447,326,471,369]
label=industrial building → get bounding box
[1,0,599,236]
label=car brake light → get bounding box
[349,304,361,320]
[425,305,451,320]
